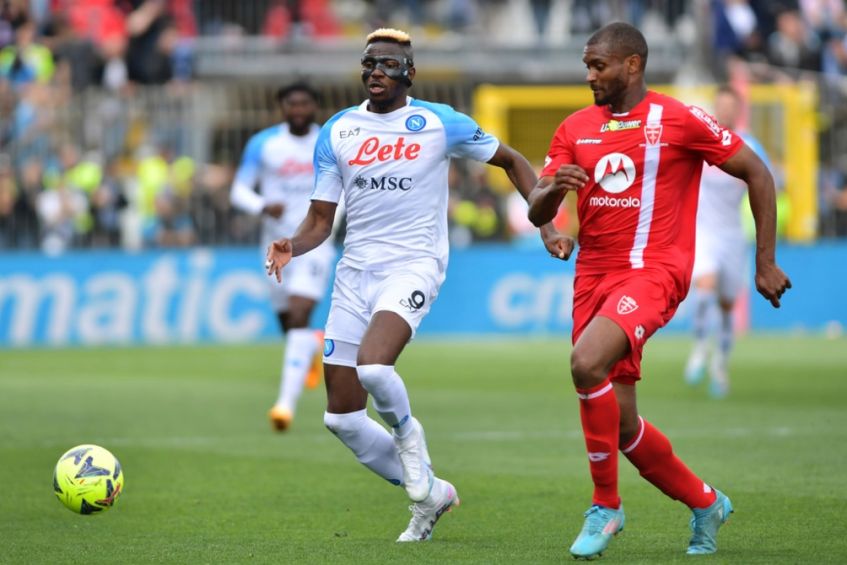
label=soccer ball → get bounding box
[53,444,124,515]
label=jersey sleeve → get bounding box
[410,100,499,162]
[441,109,499,161]
[310,119,343,204]
[233,133,263,189]
[684,106,744,166]
[540,120,573,178]
[230,133,266,215]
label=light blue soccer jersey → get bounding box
[697,132,771,239]
[231,123,320,243]
[311,97,500,270]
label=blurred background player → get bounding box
[528,22,790,559]
[230,82,334,431]
[266,28,570,542]
[684,85,773,399]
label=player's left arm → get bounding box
[488,143,574,260]
[718,145,792,307]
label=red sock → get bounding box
[622,417,717,509]
[576,379,621,509]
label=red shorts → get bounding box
[572,268,683,385]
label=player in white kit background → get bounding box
[684,85,773,398]
[230,83,335,431]
[265,28,571,541]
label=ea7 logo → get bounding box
[340,127,360,139]
[617,295,638,315]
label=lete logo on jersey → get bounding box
[594,152,636,194]
[348,136,421,166]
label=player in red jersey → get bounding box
[528,22,791,559]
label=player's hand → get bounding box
[263,203,285,219]
[265,239,293,282]
[553,164,589,194]
[540,224,575,260]
[754,261,791,308]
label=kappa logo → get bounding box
[644,124,663,145]
[594,152,636,194]
[617,295,638,315]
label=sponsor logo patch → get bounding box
[601,119,641,133]
[353,175,412,191]
[348,136,421,166]
[589,195,641,208]
[576,138,602,144]
[594,152,636,194]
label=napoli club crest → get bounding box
[405,114,426,132]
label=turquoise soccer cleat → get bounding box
[687,489,733,555]
[569,504,625,560]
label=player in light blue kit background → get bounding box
[266,29,571,542]
[230,83,335,431]
[684,85,773,398]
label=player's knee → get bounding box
[356,364,394,395]
[570,349,606,388]
[323,410,366,440]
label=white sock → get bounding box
[716,308,734,365]
[356,364,414,438]
[324,410,403,486]
[276,328,318,412]
[691,288,717,355]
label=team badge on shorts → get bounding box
[324,339,335,357]
[617,295,639,315]
[400,290,426,312]
[405,115,426,132]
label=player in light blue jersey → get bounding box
[266,28,571,542]
[230,83,335,430]
[684,85,773,398]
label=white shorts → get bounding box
[264,240,336,311]
[692,233,748,301]
[324,258,445,346]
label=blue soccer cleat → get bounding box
[569,504,625,560]
[687,489,733,555]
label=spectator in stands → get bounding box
[0,152,16,246]
[0,16,54,88]
[767,6,823,76]
[124,0,183,84]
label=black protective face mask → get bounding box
[361,55,413,87]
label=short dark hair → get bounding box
[276,82,319,104]
[587,22,649,70]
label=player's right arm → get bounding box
[527,120,588,227]
[528,167,588,227]
[230,132,284,218]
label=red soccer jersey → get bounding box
[541,91,744,292]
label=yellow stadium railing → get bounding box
[474,83,818,242]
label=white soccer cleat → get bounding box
[396,478,460,542]
[684,345,708,386]
[394,417,434,502]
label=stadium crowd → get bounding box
[1,0,846,253]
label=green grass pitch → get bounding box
[1,336,845,564]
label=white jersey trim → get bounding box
[630,103,664,269]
